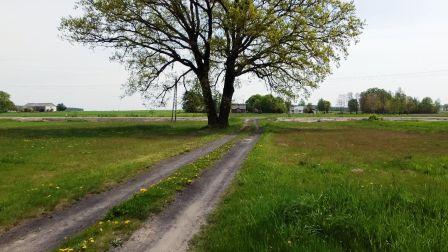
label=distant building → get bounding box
[231,103,247,113]
[290,105,305,114]
[442,104,448,112]
[23,103,57,112]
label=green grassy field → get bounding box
[1,110,447,118]
[193,120,448,251]
[0,120,232,231]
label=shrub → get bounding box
[368,114,382,121]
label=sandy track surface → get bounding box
[0,135,235,252]
[119,122,261,252]
[278,116,448,123]
[0,117,208,122]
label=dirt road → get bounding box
[0,135,235,252]
[277,116,448,123]
[119,124,261,252]
[0,117,208,123]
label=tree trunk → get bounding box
[218,63,236,127]
[198,74,219,127]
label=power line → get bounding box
[331,69,448,81]
[3,69,448,88]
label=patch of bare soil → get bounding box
[351,168,365,175]
[0,135,235,252]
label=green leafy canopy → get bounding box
[60,0,364,118]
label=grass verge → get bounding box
[56,137,239,251]
[192,121,448,251]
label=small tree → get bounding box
[324,101,332,114]
[57,103,67,112]
[317,99,331,113]
[0,91,15,113]
[317,99,326,113]
[348,99,359,114]
[419,97,435,114]
[182,85,205,113]
[434,99,442,113]
[246,95,263,113]
[304,103,314,114]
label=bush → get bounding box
[0,91,15,113]
[57,103,67,112]
[182,89,205,113]
[368,114,382,121]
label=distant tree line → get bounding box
[359,88,441,114]
[183,87,444,115]
[316,88,442,114]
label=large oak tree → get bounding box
[61,0,363,127]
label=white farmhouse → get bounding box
[231,103,247,113]
[290,105,305,114]
[24,103,57,112]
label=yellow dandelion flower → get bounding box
[140,188,148,193]
[124,220,131,225]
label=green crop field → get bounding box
[193,120,448,251]
[0,110,206,118]
[0,119,232,231]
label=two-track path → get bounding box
[0,135,235,252]
[119,121,261,252]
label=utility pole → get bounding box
[171,84,178,123]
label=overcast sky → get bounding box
[1,0,447,110]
